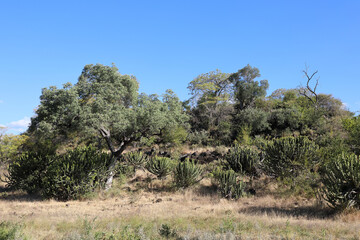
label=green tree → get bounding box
[229,64,269,111]
[187,69,233,144]
[0,127,28,164]
[28,64,188,189]
[343,116,360,154]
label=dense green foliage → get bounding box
[146,156,173,179]
[5,146,111,200]
[212,169,246,199]
[26,64,189,189]
[320,153,360,210]
[225,145,260,175]
[173,160,202,188]
[0,127,28,164]
[343,116,360,154]
[4,63,360,211]
[263,136,319,179]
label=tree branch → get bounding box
[299,66,319,107]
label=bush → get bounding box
[212,168,246,199]
[45,147,111,200]
[5,151,54,194]
[263,136,319,179]
[174,160,202,188]
[124,151,148,171]
[5,146,111,200]
[146,156,173,179]
[162,126,188,146]
[187,130,210,146]
[225,145,260,176]
[320,153,360,210]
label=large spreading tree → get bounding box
[28,64,188,189]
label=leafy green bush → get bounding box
[146,156,172,179]
[5,151,54,194]
[263,136,319,179]
[5,146,111,200]
[174,160,202,188]
[124,151,148,171]
[162,125,188,146]
[212,169,246,199]
[187,130,210,145]
[225,145,260,175]
[320,153,360,210]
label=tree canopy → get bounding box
[28,64,188,188]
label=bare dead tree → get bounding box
[299,65,319,107]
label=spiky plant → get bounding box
[124,151,148,170]
[174,160,202,188]
[225,145,260,175]
[146,156,172,179]
[320,153,360,210]
[212,168,246,199]
[263,136,319,179]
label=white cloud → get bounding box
[7,117,31,133]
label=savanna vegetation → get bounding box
[1,63,360,239]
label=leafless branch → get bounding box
[299,66,319,107]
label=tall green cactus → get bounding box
[124,151,148,170]
[225,145,260,175]
[212,168,246,199]
[263,136,319,178]
[146,156,172,179]
[321,153,360,210]
[174,160,202,188]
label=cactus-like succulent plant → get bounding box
[174,160,202,188]
[146,156,173,179]
[263,136,319,178]
[124,151,148,170]
[225,145,260,175]
[212,168,246,199]
[321,153,360,210]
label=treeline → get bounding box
[1,63,360,211]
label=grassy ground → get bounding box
[1,170,360,239]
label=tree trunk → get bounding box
[105,158,117,190]
[99,127,134,190]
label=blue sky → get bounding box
[1,0,359,134]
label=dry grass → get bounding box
[1,170,360,239]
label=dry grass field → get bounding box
[1,169,360,239]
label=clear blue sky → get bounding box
[1,0,359,134]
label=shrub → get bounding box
[187,130,210,146]
[45,147,111,200]
[212,169,246,199]
[225,145,260,175]
[5,146,111,200]
[174,160,202,188]
[124,151,148,171]
[320,153,360,210]
[4,151,54,194]
[146,156,172,179]
[162,126,188,146]
[263,136,319,179]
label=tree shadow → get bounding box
[239,205,336,220]
[0,186,43,202]
[195,184,219,198]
